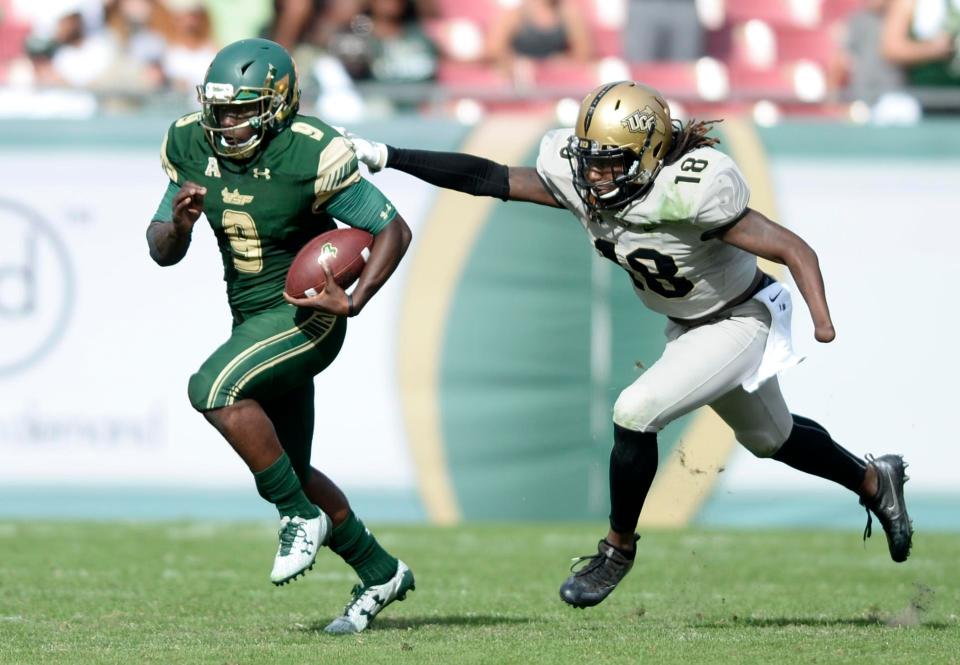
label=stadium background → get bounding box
[1,0,958,533]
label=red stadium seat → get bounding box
[533,60,603,89]
[591,27,624,59]
[723,0,818,27]
[775,25,838,67]
[423,18,488,62]
[0,13,29,61]
[437,61,513,90]
[435,0,503,27]
[629,63,700,98]
[727,62,811,100]
[821,0,864,23]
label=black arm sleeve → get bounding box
[386,146,510,201]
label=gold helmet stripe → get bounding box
[582,82,619,134]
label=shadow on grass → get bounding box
[296,614,533,633]
[697,616,953,630]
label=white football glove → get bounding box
[337,127,388,173]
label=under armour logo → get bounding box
[254,168,271,180]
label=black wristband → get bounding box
[347,293,355,317]
[386,146,510,201]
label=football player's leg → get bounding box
[249,329,413,628]
[608,307,769,530]
[560,308,769,608]
[261,383,350,523]
[710,384,912,561]
[187,307,345,583]
[713,382,867,490]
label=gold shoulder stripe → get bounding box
[160,132,178,183]
[312,136,360,209]
[176,112,201,127]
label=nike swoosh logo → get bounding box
[769,290,783,303]
[881,466,900,515]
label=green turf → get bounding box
[0,522,957,664]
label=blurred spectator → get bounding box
[205,0,274,48]
[486,0,591,76]
[266,0,317,50]
[835,0,905,102]
[101,0,167,92]
[328,0,438,83]
[155,0,217,91]
[301,0,364,51]
[624,0,703,62]
[22,2,117,88]
[882,0,960,86]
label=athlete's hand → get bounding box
[172,181,206,233]
[283,261,355,317]
[341,129,388,173]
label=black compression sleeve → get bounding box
[386,146,510,201]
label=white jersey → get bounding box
[536,129,758,320]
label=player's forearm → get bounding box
[385,146,511,200]
[350,217,411,314]
[147,220,192,266]
[783,243,835,339]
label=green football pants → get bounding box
[188,304,346,482]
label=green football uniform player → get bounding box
[147,38,414,635]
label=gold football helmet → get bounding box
[566,81,673,210]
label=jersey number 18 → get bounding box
[594,239,694,299]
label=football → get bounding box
[285,227,373,298]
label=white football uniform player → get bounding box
[537,128,794,456]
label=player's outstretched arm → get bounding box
[719,208,836,343]
[350,135,560,208]
[147,181,206,266]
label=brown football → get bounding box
[285,228,373,298]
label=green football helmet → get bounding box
[197,38,300,160]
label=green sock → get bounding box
[253,453,320,519]
[329,511,398,586]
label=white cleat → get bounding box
[269,509,331,586]
[324,560,415,634]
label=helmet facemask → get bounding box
[565,133,658,211]
[197,67,292,160]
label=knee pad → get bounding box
[612,384,664,433]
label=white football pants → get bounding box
[612,299,793,457]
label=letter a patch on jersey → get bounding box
[205,157,221,178]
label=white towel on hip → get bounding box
[741,281,805,393]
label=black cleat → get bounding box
[559,535,638,608]
[860,454,913,563]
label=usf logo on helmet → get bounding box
[566,81,673,211]
[197,38,301,160]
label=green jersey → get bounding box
[156,112,397,316]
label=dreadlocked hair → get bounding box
[663,119,722,165]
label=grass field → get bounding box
[1,522,957,665]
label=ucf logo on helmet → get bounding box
[621,107,657,134]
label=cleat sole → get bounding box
[271,560,315,587]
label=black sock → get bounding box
[608,424,659,535]
[772,415,866,493]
